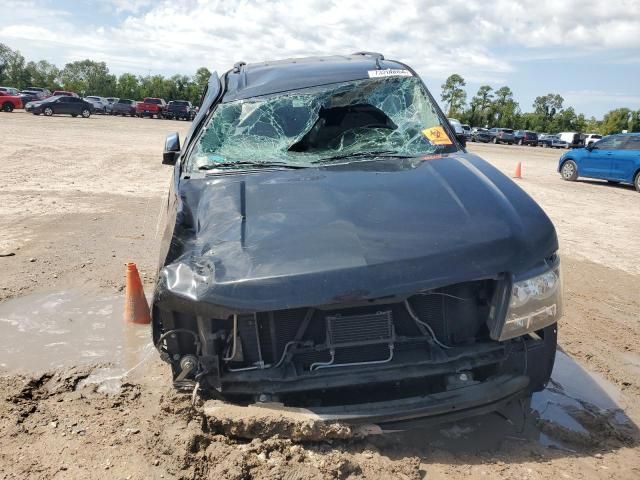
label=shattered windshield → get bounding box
[188,76,455,171]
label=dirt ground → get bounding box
[1,112,639,479]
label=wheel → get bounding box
[81,108,91,118]
[492,137,498,144]
[561,160,578,181]
[43,106,54,116]
[71,114,78,117]
[33,112,41,115]
[508,142,513,145]
[634,172,640,192]
[518,139,523,146]
[543,143,548,148]
[2,102,14,112]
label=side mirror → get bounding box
[585,143,594,151]
[163,132,180,165]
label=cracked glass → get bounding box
[188,76,453,171]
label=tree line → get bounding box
[1,42,638,134]
[440,74,640,135]
[0,43,210,105]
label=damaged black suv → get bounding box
[153,53,562,428]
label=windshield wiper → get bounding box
[199,161,305,170]
[312,151,416,164]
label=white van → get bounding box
[557,132,582,148]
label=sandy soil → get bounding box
[0,113,639,479]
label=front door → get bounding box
[581,136,619,179]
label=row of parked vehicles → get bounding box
[0,86,197,120]
[445,118,602,149]
[469,127,601,149]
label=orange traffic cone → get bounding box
[124,262,151,324]
[513,161,522,179]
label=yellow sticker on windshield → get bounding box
[422,126,452,145]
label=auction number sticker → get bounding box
[422,126,453,145]
[367,69,413,78]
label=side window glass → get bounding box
[593,138,613,149]
[622,136,640,151]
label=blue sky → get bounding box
[1,0,639,118]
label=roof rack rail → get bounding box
[233,61,246,73]
[352,51,385,60]
[351,51,384,68]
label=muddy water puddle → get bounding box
[0,289,637,450]
[0,289,153,391]
[389,350,637,452]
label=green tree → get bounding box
[60,60,116,96]
[600,108,637,135]
[0,43,29,88]
[532,93,564,131]
[467,85,493,127]
[116,73,140,99]
[491,86,519,127]
[440,74,467,117]
[24,60,60,89]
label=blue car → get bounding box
[558,133,640,192]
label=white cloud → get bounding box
[0,0,638,115]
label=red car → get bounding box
[136,97,167,118]
[0,91,23,112]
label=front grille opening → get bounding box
[222,279,498,372]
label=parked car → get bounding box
[559,134,640,192]
[461,123,471,141]
[111,98,137,116]
[18,90,41,104]
[447,118,466,147]
[0,86,20,95]
[488,127,515,144]
[539,135,568,148]
[25,87,51,98]
[136,97,167,118]
[25,96,94,117]
[0,91,23,111]
[557,132,582,148]
[52,90,79,97]
[84,96,109,114]
[165,100,196,120]
[470,127,491,143]
[514,130,538,146]
[105,97,118,114]
[153,53,561,429]
[582,133,602,147]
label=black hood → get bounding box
[154,153,557,314]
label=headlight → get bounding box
[492,265,563,341]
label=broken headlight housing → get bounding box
[492,265,563,341]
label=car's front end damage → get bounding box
[152,54,562,428]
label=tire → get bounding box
[43,106,54,116]
[634,171,640,193]
[81,108,91,118]
[561,160,578,181]
[492,137,498,144]
[518,139,523,146]
[508,142,513,145]
[71,114,78,117]
[543,143,548,148]
[2,102,14,112]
